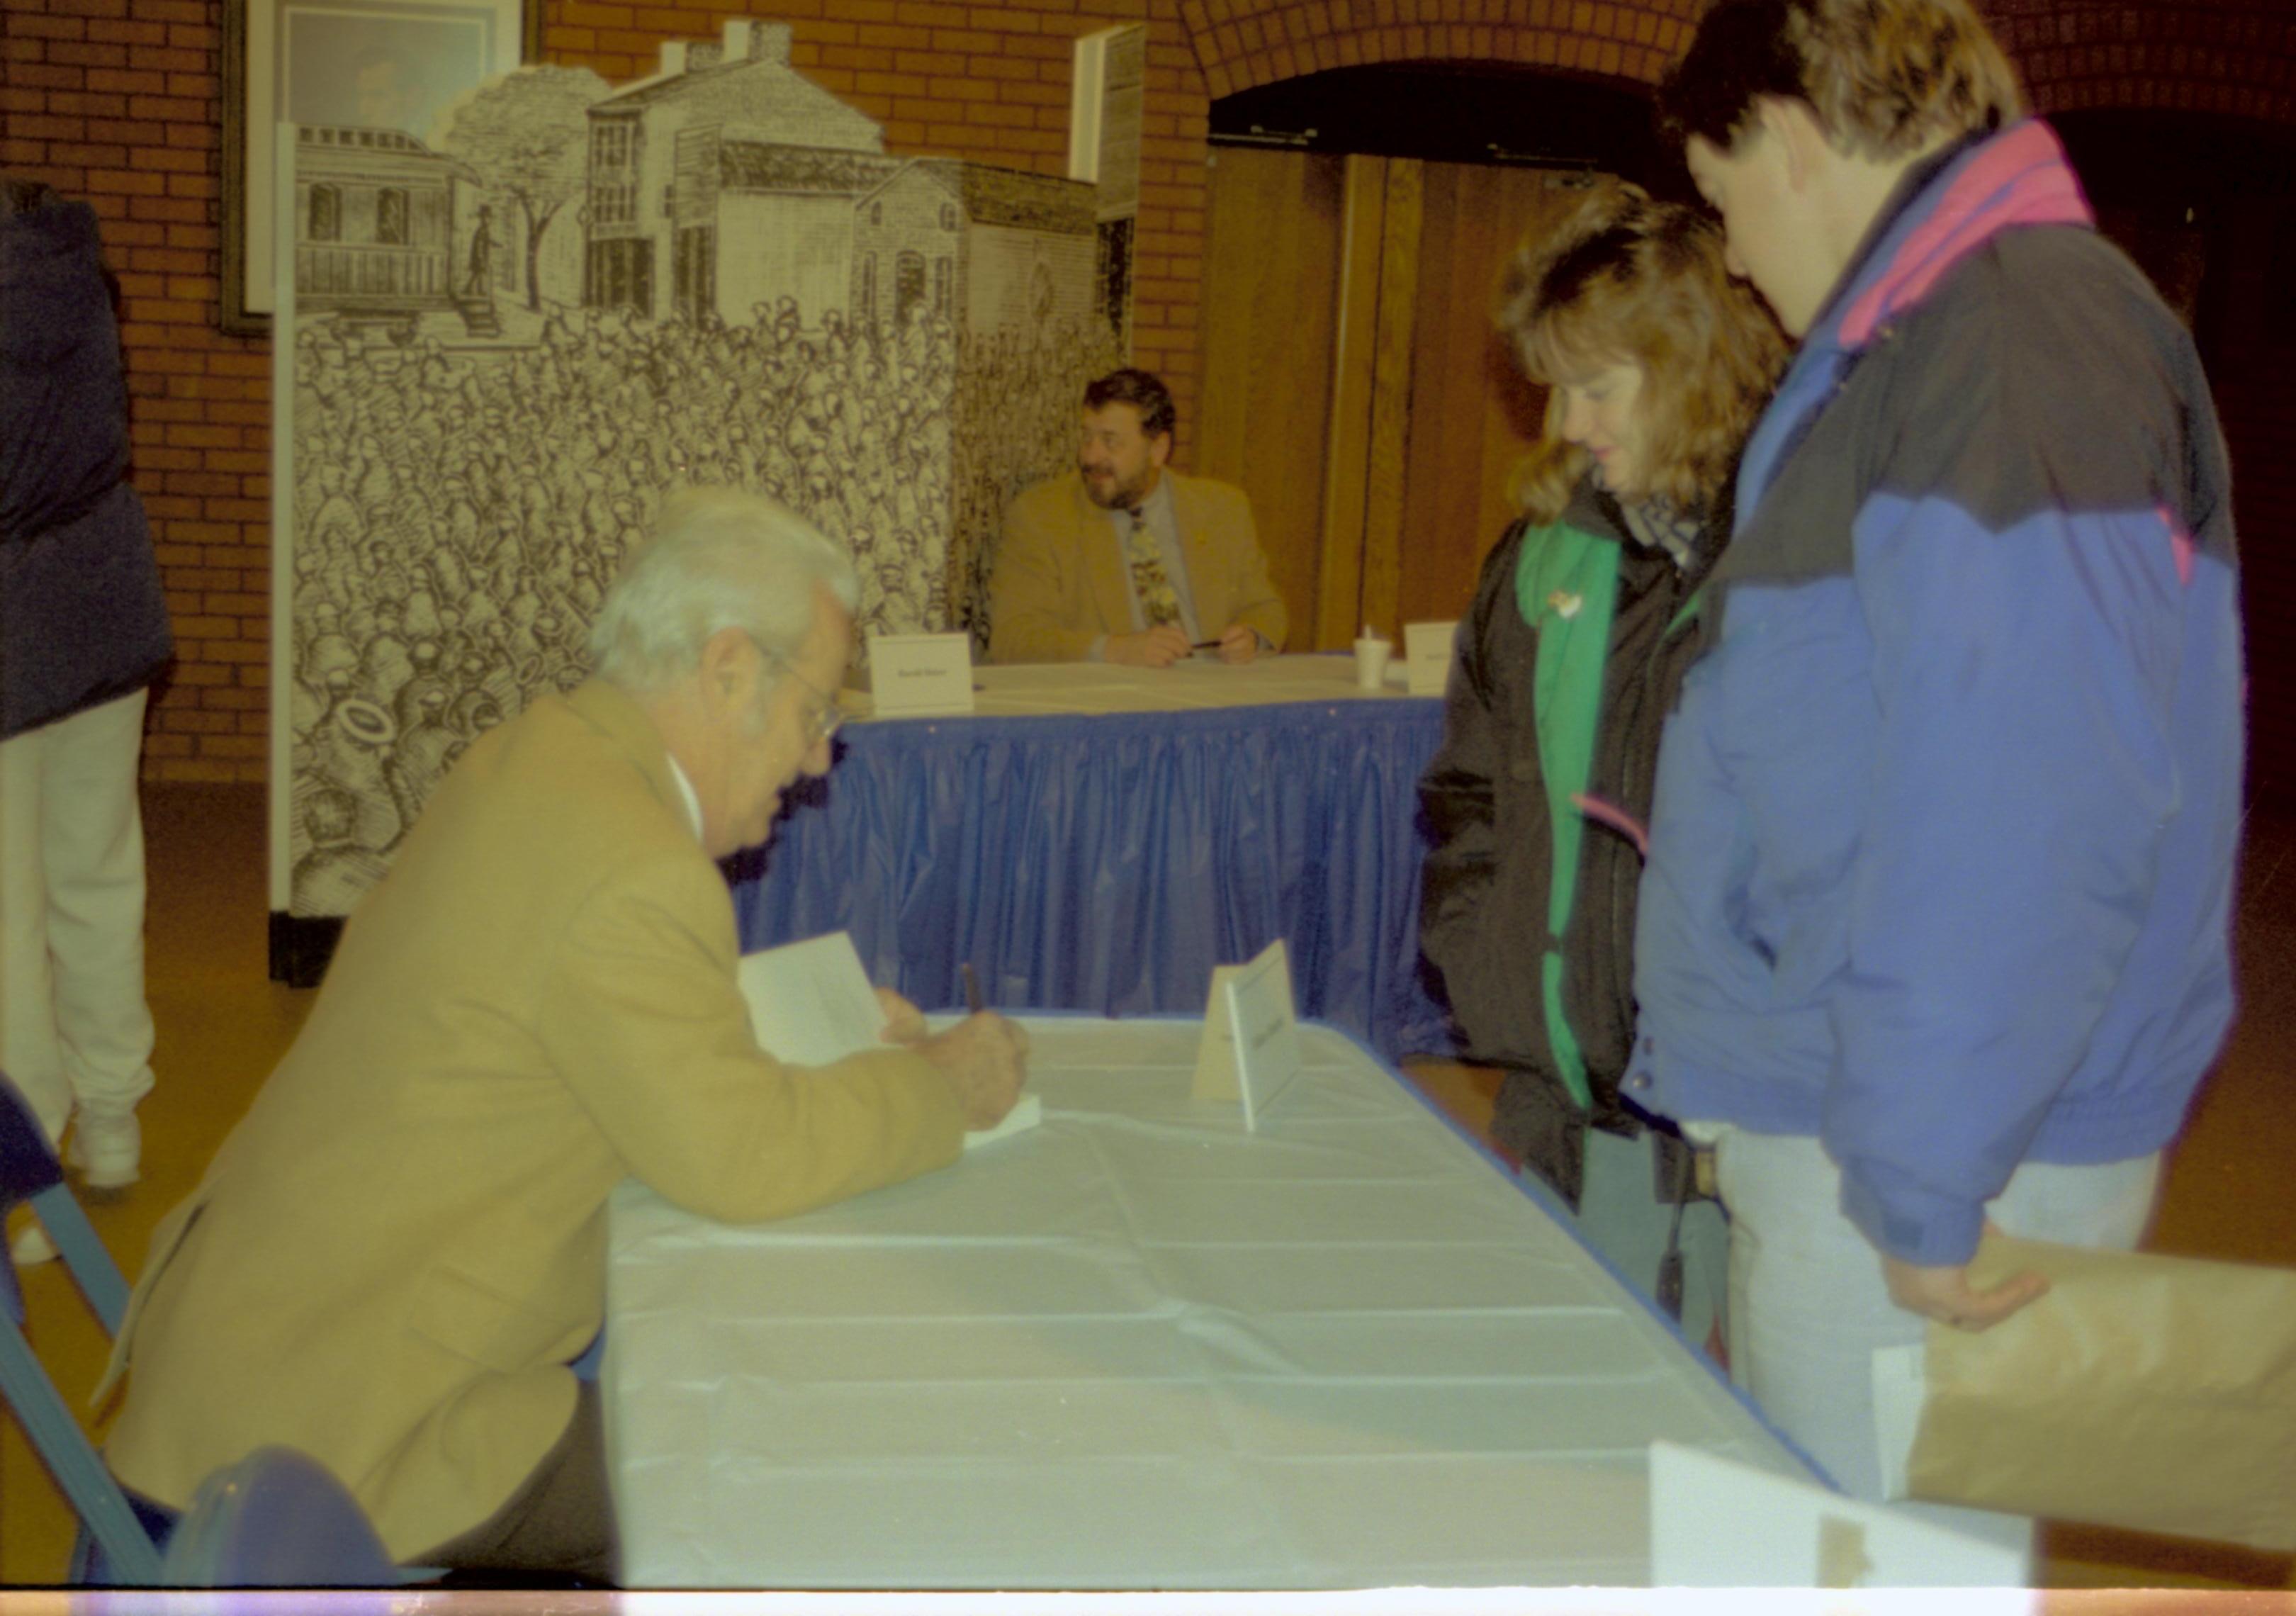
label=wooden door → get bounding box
[1198,148,1619,648]
[1389,164,1608,632]
[1193,146,1347,647]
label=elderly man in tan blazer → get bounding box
[99,490,1029,1581]
[988,368,1288,667]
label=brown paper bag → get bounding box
[1906,1233,2296,1552]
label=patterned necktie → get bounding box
[1125,507,1182,629]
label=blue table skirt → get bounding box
[729,697,1460,1061]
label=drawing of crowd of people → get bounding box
[286,296,1120,914]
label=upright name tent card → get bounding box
[1191,938,1302,1132]
[865,631,975,716]
[738,931,1040,1150]
[1402,620,1458,697]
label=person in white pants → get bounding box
[1,690,158,1195]
[2,175,174,1262]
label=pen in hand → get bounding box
[960,961,984,1015]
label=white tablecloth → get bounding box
[845,651,1417,720]
[604,1018,1808,1589]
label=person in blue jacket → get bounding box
[1633,0,2244,1531]
[1419,188,1784,1356]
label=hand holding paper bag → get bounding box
[1883,1222,2052,1332]
[1901,1232,2296,1553]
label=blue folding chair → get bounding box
[0,1072,164,1584]
[159,1444,399,1589]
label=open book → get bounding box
[736,932,1040,1150]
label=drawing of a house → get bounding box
[848,162,1096,337]
[582,17,1101,342]
[582,19,881,321]
[849,161,959,331]
[942,166,1097,334]
[697,142,902,326]
[293,125,466,309]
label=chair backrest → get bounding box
[0,1076,128,1331]
[159,1445,399,1589]
[0,1072,162,1583]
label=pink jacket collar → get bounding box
[1839,120,2093,349]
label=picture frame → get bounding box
[221,0,539,335]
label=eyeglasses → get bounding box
[755,644,844,746]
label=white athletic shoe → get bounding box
[68,1108,141,1194]
[10,1222,57,1266]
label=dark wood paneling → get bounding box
[1392,163,1589,636]
[1200,148,1635,650]
[1195,146,1346,650]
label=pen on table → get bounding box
[960,961,984,1016]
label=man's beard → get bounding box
[1079,462,1152,511]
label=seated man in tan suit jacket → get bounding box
[988,367,1288,666]
[99,490,1030,1583]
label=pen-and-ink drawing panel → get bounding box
[283,16,1130,917]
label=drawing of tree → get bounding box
[437,64,610,312]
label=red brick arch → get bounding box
[2000,1,2296,128]
[1180,0,2296,130]
[1182,0,1702,101]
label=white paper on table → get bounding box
[1871,1342,1927,1501]
[736,932,1040,1150]
[1649,1440,2030,1588]
[957,1090,1042,1148]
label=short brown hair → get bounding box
[1082,367,1176,441]
[1661,0,2023,162]
[1498,186,1786,522]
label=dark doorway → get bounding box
[2056,110,2296,807]
[1210,62,1665,190]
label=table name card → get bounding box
[1403,621,1458,697]
[1191,938,1303,1131]
[866,632,975,715]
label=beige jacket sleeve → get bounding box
[534,847,965,1224]
[1189,478,1288,651]
[987,479,1105,663]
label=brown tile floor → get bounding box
[2,782,2292,1588]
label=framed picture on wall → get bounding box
[221,0,540,335]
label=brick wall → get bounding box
[2,0,271,781]
[0,0,2289,782]
[1185,0,1703,96]
[1998,0,2295,125]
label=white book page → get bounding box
[736,933,1040,1150]
[736,933,884,1067]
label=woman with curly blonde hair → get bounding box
[1418,186,1783,1354]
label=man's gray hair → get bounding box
[588,487,858,695]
